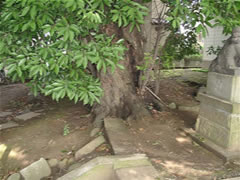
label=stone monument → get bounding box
[196,27,240,160]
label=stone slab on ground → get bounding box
[15,112,41,121]
[104,117,138,155]
[20,158,51,180]
[224,177,240,180]
[113,158,152,170]
[7,173,21,180]
[0,121,19,130]
[75,135,106,160]
[58,154,157,180]
[90,127,100,137]
[0,111,13,117]
[115,166,159,180]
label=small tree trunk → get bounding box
[140,27,162,93]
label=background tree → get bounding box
[140,0,240,94]
[1,0,240,126]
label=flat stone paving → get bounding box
[0,121,19,130]
[58,154,159,180]
[15,112,41,121]
[104,118,138,155]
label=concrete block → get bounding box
[198,93,237,113]
[196,93,240,151]
[196,116,230,149]
[207,72,240,103]
[16,112,41,121]
[198,103,230,128]
[104,118,138,155]
[20,158,51,180]
[75,135,105,160]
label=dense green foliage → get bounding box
[158,0,240,68]
[164,0,240,35]
[1,0,240,105]
[160,31,201,68]
[0,0,147,104]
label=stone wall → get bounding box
[203,25,230,62]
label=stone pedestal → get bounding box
[196,72,240,160]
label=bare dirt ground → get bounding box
[128,75,240,180]
[0,99,91,176]
[1,70,240,179]
[0,87,111,179]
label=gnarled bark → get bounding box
[92,24,151,127]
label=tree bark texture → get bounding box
[92,24,151,127]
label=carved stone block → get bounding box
[207,72,240,103]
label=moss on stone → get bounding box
[114,159,151,170]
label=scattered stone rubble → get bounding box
[0,111,42,131]
[6,134,107,180]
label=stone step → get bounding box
[104,118,138,155]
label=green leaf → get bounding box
[30,6,37,19]
[19,59,26,66]
[21,6,30,16]
[6,64,17,74]
[117,64,125,70]
[69,31,74,42]
[30,21,36,31]
[64,31,69,41]
[22,23,29,32]
[97,60,102,71]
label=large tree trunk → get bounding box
[92,24,151,127]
